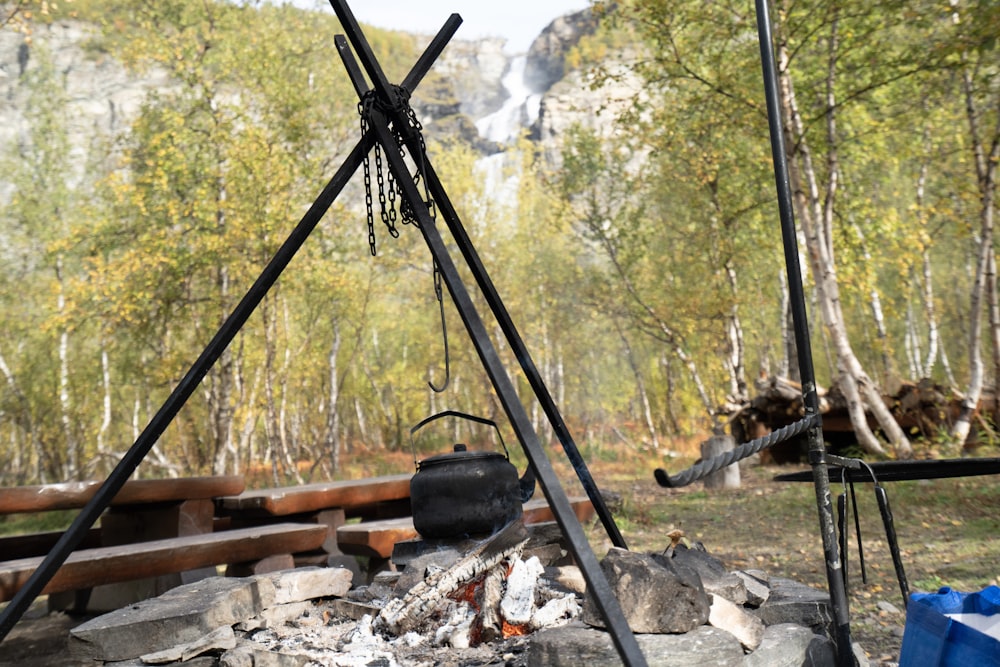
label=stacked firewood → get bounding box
[725,375,996,461]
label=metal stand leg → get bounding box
[754,1,854,663]
[0,21,457,643]
[329,4,645,661]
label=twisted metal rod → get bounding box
[654,414,820,488]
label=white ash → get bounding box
[230,552,579,666]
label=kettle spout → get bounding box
[519,465,536,502]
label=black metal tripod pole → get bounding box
[0,139,369,643]
[754,1,853,664]
[329,4,644,664]
[420,152,627,549]
[0,22,461,643]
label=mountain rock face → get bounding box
[0,8,627,184]
[524,9,599,95]
[0,20,173,188]
[535,57,643,165]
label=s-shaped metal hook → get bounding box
[428,260,450,393]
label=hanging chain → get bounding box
[398,100,435,225]
[359,95,377,256]
[357,86,435,256]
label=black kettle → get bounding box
[409,410,535,539]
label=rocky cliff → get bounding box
[0,20,173,190]
[0,7,631,185]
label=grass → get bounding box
[4,445,996,665]
[0,510,78,537]
[582,461,1000,665]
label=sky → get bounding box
[328,1,591,54]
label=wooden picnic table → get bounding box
[215,473,413,564]
[336,495,597,561]
[0,523,327,603]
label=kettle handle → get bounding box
[409,410,510,467]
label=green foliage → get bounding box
[0,0,998,484]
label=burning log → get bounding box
[374,518,582,649]
[375,519,530,636]
[478,565,506,642]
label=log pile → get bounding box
[727,375,998,462]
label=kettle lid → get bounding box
[416,443,507,469]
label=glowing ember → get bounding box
[502,619,532,638]
[450,576,485,610]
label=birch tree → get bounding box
[948,0,1000,443]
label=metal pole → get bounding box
[372,5,628,550]
[0,21,460,641]
[753,1,854,663]
[329,7,645,662]
[419,151,627,549]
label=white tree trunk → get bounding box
[325,325,343,474]
[951,65,999,443]
[775,14,910,458]
[97,344,112,462]
[56,255,78,479]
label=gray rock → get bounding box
[752,577,833,637]
[582,547,710,634]
[106,658,217,667]
[68,577,264,662]
[140,625,236,664]
[262,566,352,605]
[524,9,599,93]
[543,564,586,595]
[237,601,314,631]
[658,544,748,606]
[742,623,835,667]
[244,649,312,667]
[528,622,745,666]
[876,599,901,615]
[330,598,381,621]
[709,594,765,650]
[733,570,771,607]
[219,645,255,667]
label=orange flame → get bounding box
[501,620,531,638]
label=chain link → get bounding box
[357,85,434,255]
[359,95,377,256]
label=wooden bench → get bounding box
[0,523,327,602]
[0,475,248,611]
[216,474,413,560]
[0,475,246,515]
[216,474,411,518]
[336,495,597,560]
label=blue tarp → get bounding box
[899,586,1000,666]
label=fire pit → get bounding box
[66,521,848,666]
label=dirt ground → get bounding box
[2,461,997,666]
[0,601,94,667]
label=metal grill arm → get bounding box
[654,415,820,488]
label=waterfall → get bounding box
[471,54,543,226]
[475,55,541,147]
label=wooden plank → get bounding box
[0,476,245,515]
[0,523,326,602]
[0,528,103,561]
[336,496,595,559]
[217,474,412,517]
[337,517,418,559]
[522,496,596,526]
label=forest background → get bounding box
[0,0,998,488]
